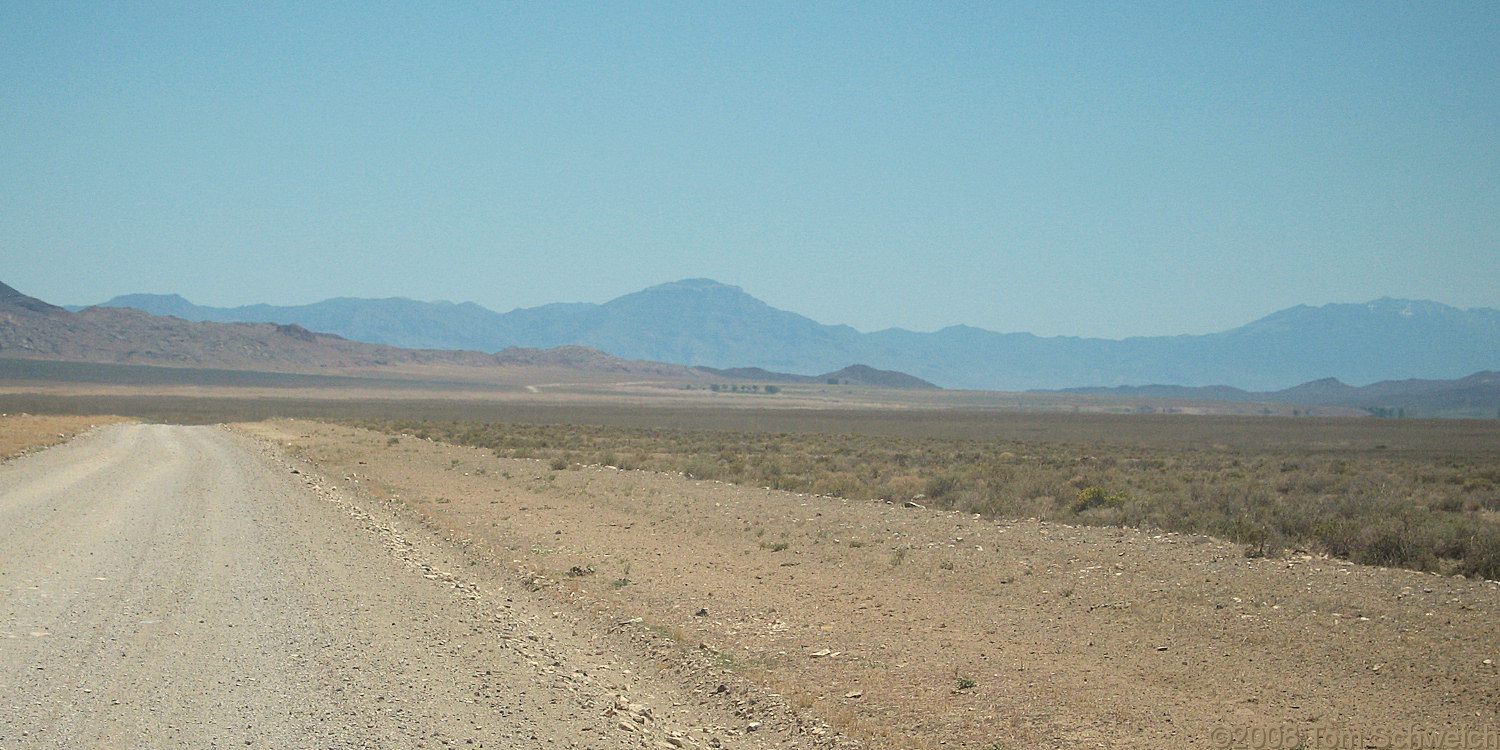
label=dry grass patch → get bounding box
[0,413,133,459]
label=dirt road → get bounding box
[0,424,784,749]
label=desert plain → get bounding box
[3,366,1499,749]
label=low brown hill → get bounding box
[0,281,68,316]
[699,363,941,390]
[819,363,940,389]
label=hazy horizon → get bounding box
[49,277,1499,341]
[5,4,1497,338]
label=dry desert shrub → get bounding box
[349,418,1500,579]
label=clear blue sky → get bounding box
[4,2,1497,338]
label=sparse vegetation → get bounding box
[346,417,1500,579]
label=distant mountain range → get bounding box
[1042,371,1500,418]
[2,281,697,377]
[91,279,1500,391]
[1,281,934,389]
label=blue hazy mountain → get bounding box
[95,281,1500,391]
[1044,371,1500,419]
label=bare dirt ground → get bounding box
[0,423,799,750]
[239,419,1500,750]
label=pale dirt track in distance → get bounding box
[0,424,795,750]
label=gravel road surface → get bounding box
[0,424,757,750]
